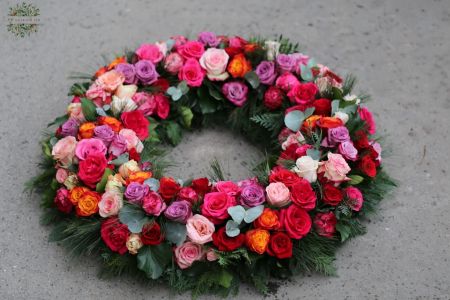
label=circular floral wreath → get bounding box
[28,32,395,297]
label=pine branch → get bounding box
[342,74,357,95]
[208,158,225,182]
[250,112,283,134]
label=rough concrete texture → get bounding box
[1,0,450,299]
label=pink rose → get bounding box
[206,248,218,261]
[132,92,157,116]
[214,181,240,198]
[358,106,376,135]
[201,192,236,224]
[75,138,107,160]
[174,241,205,269]
[265,182,291,207]
[135,44,164,64]
[275,72,300,92]
[95,70,125,93]
[186,214,215,244]
[199,48,229,81]
[52,136,77,167]
[99,191,123,217]
[344,187,364,211]
[178,58,205,87]
[67,103,85,123]
[142,191,167,216]
[318,153,351,182]
[177,41,205,59]
[287,82,318,105]
[55,168,69,183]
[119,129,143,153]
[85,83,111,107]
[164,52,184,74]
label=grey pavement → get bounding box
[1,0,450,299]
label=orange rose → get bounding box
[127,171,152,185]
[244,43,260,53]
[317,117,343,129]
[98,116,123,133]
[95,66,107,78]
[108,56,126,70]
[69,186,89,205]
[302,115,321,131]
[76,190,100,216]
[227,53,252,78]
[246,229,270,254]
[78,122,96,139]
[254,208,280,230]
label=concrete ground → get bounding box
[1,0,450,299]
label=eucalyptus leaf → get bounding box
[144,178,160,191]
[178,81,189,94]
[95,107,107,116]
[331,99,340,115]
[137,244,172,279]
[284,110,305,132]
[304,107,315,118]
[227,205,246,224]
[164,222,187,246]
[225,220,241,237]
[49,137,58,146]
[306,149,321,161]
[300,65,313,81]
[109,153,129,166]
[243,205,264,223]
[167,86,182,101]
[244,71,260,89]
[119,204,152,233]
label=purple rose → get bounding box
[198,31,220,47]
[61,118,79,137]
[135,60,159,85]
[115,63,137,84]
[222,82,248,106]
[322,126,350,147]
[108,134,127,157]
[255,61,277,85]
[94,125,114,146]
[370,141,382,163]
[339,141,358,161]
[164,200,193,223]
[125,182,150,205]
[237,177,258,189]
[291,53,309,74]
[276,54,296,74]
[239,184,265,207]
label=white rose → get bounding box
[264,40,281,61]
[111,95,138,115]
[199,48,229,81]
[292,155,319,183]
[115,84,137,99]
[343,94,361,104]
[105,174,125,193]
[334,111,349,124]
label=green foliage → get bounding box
[81,97,97,121]
[137,244,172,279]
[208,158,225,182]
[342,74,357,95]
[250,112,283,133]
[68,82,91,96]
[165,122,183,146]
[119,203,152,233]
[358,170,397,215]
[336,219,367,242]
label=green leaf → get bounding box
[165,122,182,146]
[218,269,233,288]
[137,244,172,279]
[284,110,305,132]
[164,222,187,246]
[336,222,350,242]
[118,204,151,233]
[95,168,113,193]
[332,87,343,100]
[348,175,364,185]
[180,106,194,128]
[47,114,68,127]
[244,71,260,88]
[198,96,217,114]
[81,98,97,121]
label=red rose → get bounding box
[264,86,284,110]
[353,130,370,150]
[121,110,150,140]
[267,232,293,259]
[155,94,170,120]
[201,192,236,224]
[322,184,343,206]
[269,167,302,188]
[141,222,164,245]
[159,177,181,201]
[287,82,318,105]
[279,144,300,161]
[77,153,107,188]
[128,148,140,162]
[177,187,198,204]
[313,212,337,238]
[359,155,377,178]
[101,217,130,254]
[285,104,313,114]
[153,78,170,92]
[212,227,245,251]
[290,179,316,211]
[280,204,311,239]
[191,177,211,195]
[54,188,72,214]
[312,98,331,116]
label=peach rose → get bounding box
[174,241,205,269]
[186,214,215,244]
[319,152,351,182]
[99,191,123,217]
[52,136,77,167]
[126,233,143,255]
[96,70,125,93]
[69,186,89,205]
[265,182,291,207]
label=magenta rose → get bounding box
[276,72,300,92]
[344,187,364,211]
[54,188,72,213]
[75,138,107,160]
[214,181,240,198]
[177,40,205,60]
[178,58,205,87]
[142,191,166,216]
[222,82,248,106]
[135,44,164,64]
[358,106,376,135]
[287,82,318,105]
[201,192,236,224]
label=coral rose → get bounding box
[227,53,252,78]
